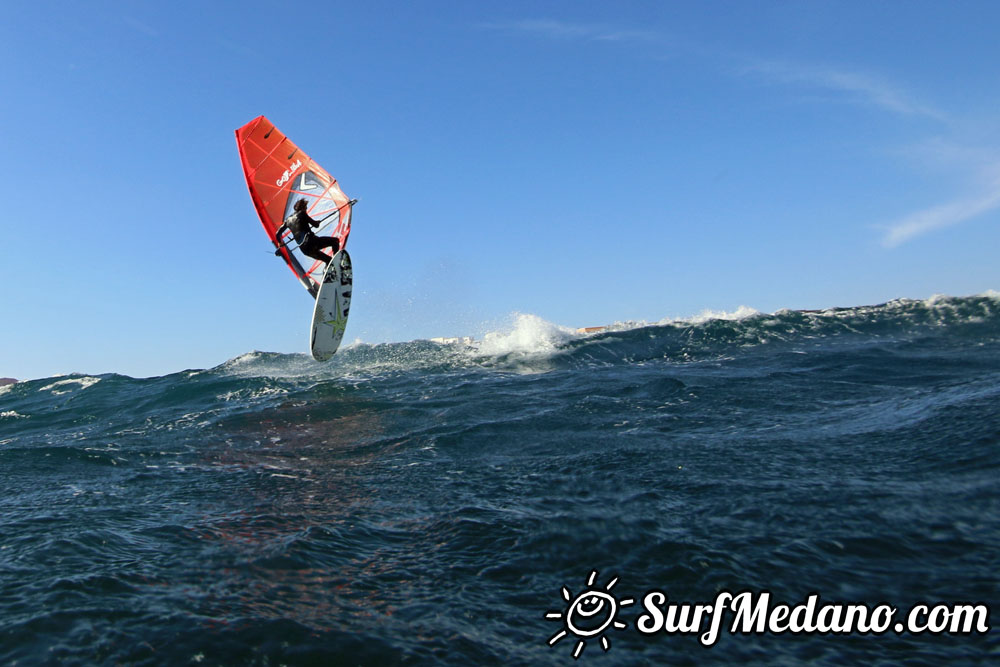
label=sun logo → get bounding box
[545,570,634,659]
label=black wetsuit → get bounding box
[276,209,339,265]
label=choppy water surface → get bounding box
[1,295,998,664]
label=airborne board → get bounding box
[235,116,353,298]
[310,250,353,361]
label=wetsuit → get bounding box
[275,209,339,266]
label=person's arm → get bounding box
[273,222,287,255]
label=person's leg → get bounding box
[315,236,340,254]
[300,240,331,266]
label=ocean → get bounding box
[1,294,997,665]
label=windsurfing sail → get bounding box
[235,116,353,297]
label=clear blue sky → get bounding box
[2,1,998,379]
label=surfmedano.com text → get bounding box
[636,590,990,646]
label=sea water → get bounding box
[1,295,998,664]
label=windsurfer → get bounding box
[274,199,340,265]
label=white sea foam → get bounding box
[924,293,953,306]
[666,305,761,325]
[218,386,289,402]
[473,313,579,357]
[38,376,101,395]
[224,351,269,367]
[551,305,760,334]
[430,307,764,360]
[0,410,27,419]
[217,350,316,379]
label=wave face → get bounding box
[2,294,999,664]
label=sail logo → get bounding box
[276,159,303,187]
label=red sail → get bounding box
[235,116,353,296]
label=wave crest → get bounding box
[227,294,997,375]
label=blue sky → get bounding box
[2,1,998,379]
